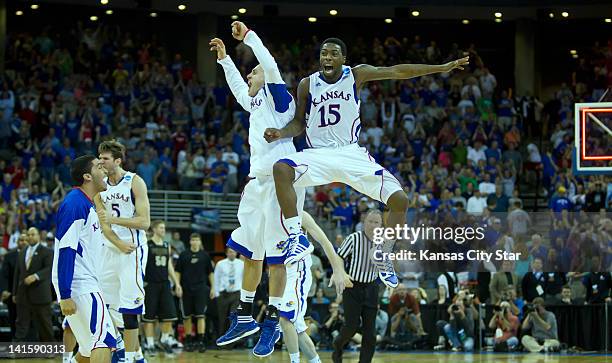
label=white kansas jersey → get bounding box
[52,188,104,299]
[99,171,146,248]
[305,66,361,148]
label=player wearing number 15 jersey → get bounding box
[96,139,151,363]
[264,38,469,289]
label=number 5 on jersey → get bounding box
[318,103,341,127]
[111,203,120,217]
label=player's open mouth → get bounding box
[323,65,334,73]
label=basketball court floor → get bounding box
[15,350,612,362]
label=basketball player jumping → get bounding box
[96,140,151,363]
[265,39,469,288]
[210,22,350,357]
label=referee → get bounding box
[332,209,383,363]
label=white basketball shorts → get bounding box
[228,176,306,264]
[100,240,148,315]
[280,256,313,334]
[278,143,403,204]
[65,292,117,357]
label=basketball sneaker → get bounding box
[252,319,281,358]
[111,335,126,362]
[283,232,314,265]
[371,241,399,288]
[216,311,260,346]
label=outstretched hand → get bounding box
[443,56,470,72]
[329,271,354,296]
[209,38,227,60]
[264,128,282,143]
[231,21,249,41]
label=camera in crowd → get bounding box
[523,304,536,314]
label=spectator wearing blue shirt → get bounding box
[208,163,227,194]
[0,173,14,203]
[332,199,355,235]
[136,155,157,189]
[549,187,572,217]
[56,156,72,187]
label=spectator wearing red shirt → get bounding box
[488,301,519,350]
[5,157,25,188]
[388,284,426,336]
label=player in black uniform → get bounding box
[175,233,215,352]
[142,220,182,355]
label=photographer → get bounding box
[488,301,519,351]
[324,302,344,345]
[434,294,477,352]
[388,285,426,336]
[521,297,560,352]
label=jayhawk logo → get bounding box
[134,297,143,305]
[286,301,295,308]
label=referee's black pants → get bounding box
[332,281,378,363]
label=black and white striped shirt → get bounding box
[337,231,378,283]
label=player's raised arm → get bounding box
[94,194,136,254]
[352,56,469,88]
[109,175,151,231]
[210,37,252,111]
[301,211,353,295]
[263,77,309,143]
[232,21,292,113]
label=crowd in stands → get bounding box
[0,20,611,355]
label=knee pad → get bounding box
[122,314,139,329]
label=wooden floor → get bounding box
[11,349,611,362]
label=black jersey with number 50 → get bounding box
[146,240,170,283]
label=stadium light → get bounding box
[308,17,317,23]
[31,4,39,10]
[105,9,113,15]
[16,10,24,16]
[329,9,338,16]
[178,4,186,11]
[570,49,577,55]
[462,19,470,24]
[561,11,569,17]
[149,12,158,17]
[605,18,612,23]
[238,8,247,14]
[411,11,420,17]
[90,15,98,21]
[231,15,239,20]
[384,18,392,23]
[572,54,578,59]
[494,12,502,18]
[548,12,554,18]
[100,0,109,5]
[495,18,502,23]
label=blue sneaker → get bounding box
[284,233,314,266]
[372,242,399,288]
[216,312,260,346]
[252,319,281,358]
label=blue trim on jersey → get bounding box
[119,305,143,315]
[267,83,292,113]
[130,189,135,207]
[353,82,358,103]
[375,169,384,176]
[57,248,76,299]
[277,158,298,168]
[280,310,295,321]
[227,237,254,259]
[138,243,145,281]
[305,93,312,115]
[299,266,307,311]
[90,293,98,334]
[56,189,91,241]
[266,255,285,265]
[103,332,117,349]
[76,243,83,257]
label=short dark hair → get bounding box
[321,38,347,56]
[98,139,126,160]
[71,155,96,186]
[189,233,201,240]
